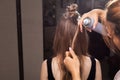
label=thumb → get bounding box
[93,17,98,29]
[65,51,70,57]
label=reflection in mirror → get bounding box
[43,0,56,60]
[42,0,120,80]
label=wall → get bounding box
[0,0,19,80]
[21,0,43,80]
[0,0,43,80]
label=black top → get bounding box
[47,57,96,80]
[87,57,96,80]
[47,58,55,80]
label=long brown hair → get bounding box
[103,0,120,54]
[53,4,89,80]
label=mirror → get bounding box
[43,0,120,80]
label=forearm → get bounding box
[72,71,81,80]
[91,9,105,16]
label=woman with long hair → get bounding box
[40,4,102,80]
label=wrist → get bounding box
[92,9,106,22]
[92,9,104,14]
[72,71,81,80]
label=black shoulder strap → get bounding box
[47,58,55,80]
[87,57,96,80]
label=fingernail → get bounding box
[80,29,82,32]
[93,26,95,29]
[69,47,72,51]
[89,30,92,32]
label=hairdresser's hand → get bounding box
[64,47,81,80]
[78,9,99,32]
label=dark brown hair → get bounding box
[53,4,89,80]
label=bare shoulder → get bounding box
[114,70,120,80]
[83,56,101,68]
[83,56,93,63]
[41,59,47,68]
[84,56,102,80]
[41,57,57,66]
[52,57,58,62]
[40,59,48,80]
[81,56,93,79]
[41,57,58,69]
[83,56,100,62]
[94,58,102,80]
[41,59,47,70]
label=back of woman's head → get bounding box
[53,3,89,80]
[53,4,89,57]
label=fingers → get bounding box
[85,27,92,32]
[78,20,83,32]
[93,16,98,29]
[64,52,72,66]
[64,56,71,63]
[65,47,77,59]
[69,47,77,59]
[65,51,70,57]
[78,11,99,31]
[78,13,89,32]
[78,15,86,32]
